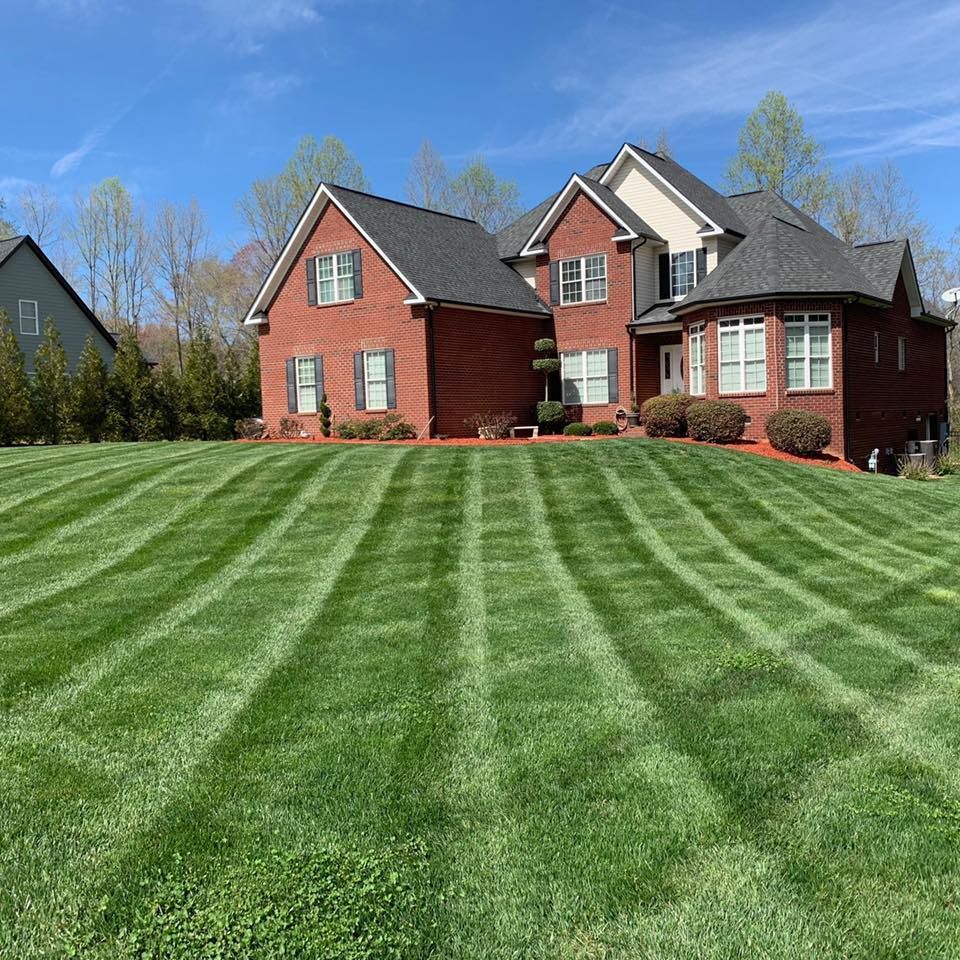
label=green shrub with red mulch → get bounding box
[765,409,832,456]
[640,394,696,437]
[687,400,747,443]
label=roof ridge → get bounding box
[325,183,480,225]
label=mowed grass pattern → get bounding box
[2,440,960,957]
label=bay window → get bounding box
[718,316,766,393]
[689,323,706,395]
[785,314,832,389]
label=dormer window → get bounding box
[671,251,696,297]
[559,254,607,305]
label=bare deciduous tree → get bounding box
[449,156,521,232]
[405,140,453,212]
[18,185,60,249]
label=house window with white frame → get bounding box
[718,316,766,393]
[19,300,39,336]
[671,251,695,297]
[364,349,389,410]
[689,323,706,395]
[316,252,355,303]
[295,357,318,413]
[561,349,610,404]
[898,336,906,371]
[560,254,606,304]
[785,313,832,389]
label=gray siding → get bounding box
[0,244,114,373]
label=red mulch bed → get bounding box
[240,430,860,470]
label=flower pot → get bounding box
[626,412,640,428]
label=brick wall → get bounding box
[633,330,682,406]
[534,192,634,426]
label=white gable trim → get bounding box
[899,243,924,317]
[243,184,426,324]
[518,174,640,258]
[599,144,723,237]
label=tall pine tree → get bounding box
[31,319,70,445]
[180,330,230,440]
[106,333,155,441]
[70,335,109,442]
[0,310,32,445]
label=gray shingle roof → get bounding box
[629,303,677,328]
[495,192,558,259]
[326,185,550,315]
[848,240,908,303]
[0,235,26,266]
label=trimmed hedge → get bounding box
[640,393,696,437]
[536,401,565,429]
[563,422,592,436]
[765,409,831,455]
[687,400,747,443]
[336,413,417,441]
[593,420,619,435]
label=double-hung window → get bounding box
[785,313,832,389]
[718,316,766,393]
[898,336,907,371]
[363,349,389,410]
[317,252,355,303]
[561,349,610,404]
[560,254,606,304]
[19,300,39,336]
[671,251,695,297]
[689,323,706,395]
[295,357,318,413]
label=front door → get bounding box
[660,344,684,394]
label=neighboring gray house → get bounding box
[0,235,115,373]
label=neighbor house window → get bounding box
[295,357,318,413]
[671,251,695,297]
[560,254,606,304]
[898,336,906,371]
[689,323,706,395]
[364,349,389,410]
[874,331,880,364]
[718,316,766,393]
[317,252,355,303]
[19,300,39,336]
[785,313,832,389]
[561,349,611,404]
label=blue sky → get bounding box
[3,0,959,253]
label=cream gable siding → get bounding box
[634,243,658,311]
[716,236,739,263]
[511,258,537,289]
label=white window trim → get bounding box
[19,299,39,336]
[784,313,833,390]
[689,323,706,396]
[560,348,611,406]
[295,356,317,414]
[363,349,389,411]
[316,251,355,305]
[898,336,906,371]
[670,250,696,299]
[717,315,766,394]
[559,254,607,305]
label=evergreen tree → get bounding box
[31,319,70,445]
[0,310,32,445]
[70,335,109,442]
[151,361,183,440]
[180,330,230,440]
[242,339,262,417]
[106,333,155,441]
[221,347,247,427]
[318,391,331,437]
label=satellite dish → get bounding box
[942,287,960,304]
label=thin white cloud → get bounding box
[191,0,322,53]
[50,125,110,177]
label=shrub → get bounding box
[640,393,696,437]
[593,420,619,435]
[536,400,565,431]
[465,410,517,439]
[278,417,303,439]
[336,414,416,441]
[563,422,592,436]
[533,337,556,354]
[532,358,561,375]
[898,457,932,481]
[765,409,831,455]
[235,417,265,440]
[936,450,960,475]
[687,400,747,443]
[318,392,331,437]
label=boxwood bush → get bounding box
[640,393,696,437]
[592,420,619,435]
[563,422,592,436]
[687,400,747,443]
[536,401,565,432]
[765,409,831,455]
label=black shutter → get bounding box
[606,348,619,404]
[385,349,397,409]
[696,247,707,285]
[306,257,317,306]
[549,261,560,305]
[659,253,671,300]
[351,249,363,298]
[286,358,297,413]
[314,355,324,402]
[353,352,366,410]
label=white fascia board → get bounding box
[599,144,723,236]
[518,174,638,257]
[242,184,425,324]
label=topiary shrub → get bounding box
[765,409,831,455]
[640,393,696,437]
[687,400,747,443]
[563,422,592,436]
[536,400,565,433]
[318,392,331,437]
[592,420,619,435]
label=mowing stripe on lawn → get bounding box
[1,446,361,743]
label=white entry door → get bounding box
[660,344,684,394]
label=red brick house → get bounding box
[245,142,953,468]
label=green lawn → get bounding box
[2,438,960,958]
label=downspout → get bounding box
[426,303,439,438]
[842,300,851,462]
[629,237,648,403]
